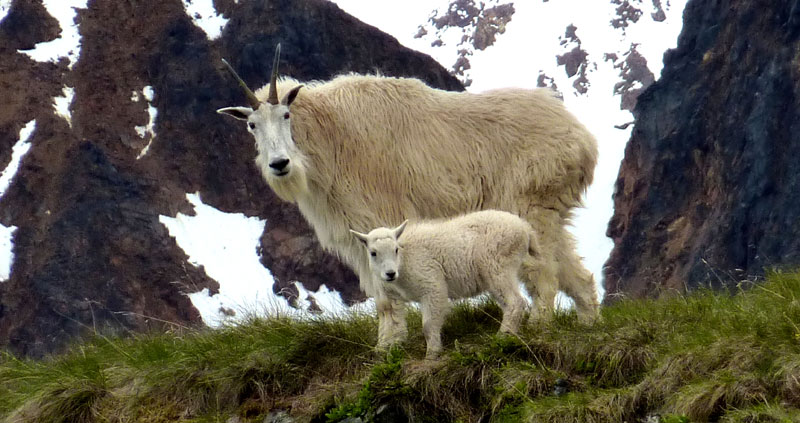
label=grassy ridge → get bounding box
[2,271,800,422]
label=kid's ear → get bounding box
[217,106,253,121]
[349,229,369,246]
[283,85,303,106]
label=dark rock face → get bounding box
[0,0,461,357]
[605,0,800,300]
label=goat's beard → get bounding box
[264,162,309,203]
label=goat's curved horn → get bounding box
[221,58,261,110]
[267,43,281,105]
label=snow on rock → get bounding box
[0,225,14,282]
[0,120,35,198]
[160,193,351,326]
[133,86,157,160]
[0,120,36,282]
[53,86,75,128]
[17,0,88,69]
[181,0,228,40]
[293,281,352,315]
[0,0,11,24]
[414,0,515,87]
[613,0,688,79]
[412,0,687,98]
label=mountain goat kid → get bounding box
[350,210,537,359]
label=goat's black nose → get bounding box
[386,271,396,280]
[269,158,290,171]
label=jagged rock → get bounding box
[556,24,590,94]
[415,0,514,86]
[553,377,569,396]
[373,403,408,423]
[262,410,294,423]
[0,0,461,357]
[610,44,655,111]
[611,0,644,30]
[605,0,800,300]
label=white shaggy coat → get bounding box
[352,210,536,359]
[218,72,600,349]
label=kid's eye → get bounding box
[370,251,376,257]
[395,248,398,254]
[248,122,255,129]
[284,112,290,119]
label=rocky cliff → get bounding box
[0,0,461,357]
[605,0,800,299]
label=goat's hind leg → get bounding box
[487,271,527,335]
[520,255,558,321]
[559,254,600,323]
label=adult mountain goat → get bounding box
[351,210,536,359]
[217,46,600,349]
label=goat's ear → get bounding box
[393,220,408,239]
[217,107,253,121]
[350,229,369,246]
[283,85,303,106]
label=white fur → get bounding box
[218,70,600,350]
[352,210,536,359]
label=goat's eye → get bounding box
[284,112,290,120]
[370,251,376,257]
[248,122,255,129]
[395,248,398,254]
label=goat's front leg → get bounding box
[376,297,408,350]
[421,295,449,359]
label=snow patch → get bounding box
[293,281,350,314]
[0,0,11,24]
[133,86,157,159]
[160,193,352,326]
[331,0,439,51]
[0,120,36,282]
[17,0,88,69]
[182,0,228,40]
[0,120,35,198]
[142,86,154,102]
[414,0,515,86]
[0,225,15,282]
[53,86,75,127]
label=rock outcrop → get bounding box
[0,0,461,357]
[605,0,800,300]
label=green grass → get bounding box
[2,270,800,422]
